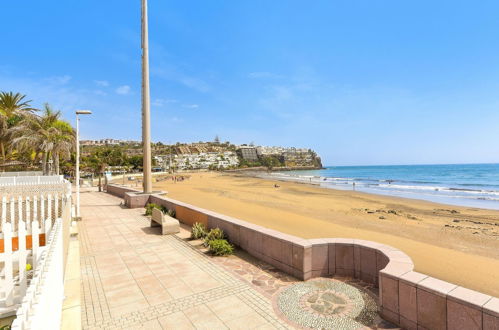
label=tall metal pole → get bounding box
[75,110,91,219]
[75,114,81,219]
[142,0,153,193]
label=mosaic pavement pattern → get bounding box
[206,247,398,329]
[276,279,378,329]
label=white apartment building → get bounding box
[80,139,140,146]
[256,146,309,156]
[155,151,239,170]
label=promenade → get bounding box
[78,189,393,329]
[79,189,289,329]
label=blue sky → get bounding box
[2,1,499,165]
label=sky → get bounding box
[2,1,499,166]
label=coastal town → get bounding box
[80,139,323,172]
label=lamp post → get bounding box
[142,0,153,193]
[75,110,92,220]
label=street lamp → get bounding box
[75,110,92,220]
[142,0,153,193]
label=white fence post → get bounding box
[32,220,40,271]
[33,195,37,224]
[40,195,45,234]
[17,196,22,233]
[4,222,14,306]
[10,197,15,232]
[44,218,51,243]
[1,196,6,230]
[47,194,52,226]
[18,215,27,295]
[54,193,59,221]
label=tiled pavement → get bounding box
[79,190,289,329]
[79,189,397,330]
[211,251,298,298]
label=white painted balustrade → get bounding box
[0,175,64,186]
[0,172,43,178]
[10,219,63,330]
[0,177,72,328]
[0,194,68,315]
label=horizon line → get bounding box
[325,162,499,167]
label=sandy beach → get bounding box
[126,171,498,296]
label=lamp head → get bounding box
[76,110,92,115]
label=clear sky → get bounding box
[2,1,499,166]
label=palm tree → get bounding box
[85,155,107,192]
[0,92,37,161]
[12,104,74,175]
[51,120,75,175]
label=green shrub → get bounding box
[208,239,234,256]
[146,203,175,217]
[191,222,207,239]
[204,228,225,247]
[145,203,161,216]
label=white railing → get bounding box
[1,194,67,230]
[11,218,63,330]
[0,172,43,178]
[0,219,52,313]
[0,176,72,325]
[0,193,68,315]
[0,176,64,186]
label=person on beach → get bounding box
[353,182,356,191]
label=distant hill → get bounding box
[81,140,322,171]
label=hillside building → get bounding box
[237,146,259,161]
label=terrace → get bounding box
[100,183,499,330]
[78,188,395,329]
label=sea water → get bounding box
[269,164,499,210]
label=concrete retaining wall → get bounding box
[106,184,499,330]
[105,184,138,198]
[379,269,499,329]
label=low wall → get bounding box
[124,192,151,209]
[379,269,498,329]
[105,184,138,198]
[107,184,499,330]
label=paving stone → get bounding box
[79,189,392,329]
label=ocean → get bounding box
[268,163,499,210]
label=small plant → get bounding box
[191,222,207,239]
[208,239,234,256]
[166,209,176,218]
[204,228,225,247]
[145,203,172,216]
[145,203,161,216]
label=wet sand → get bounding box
[132,172,498,296]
